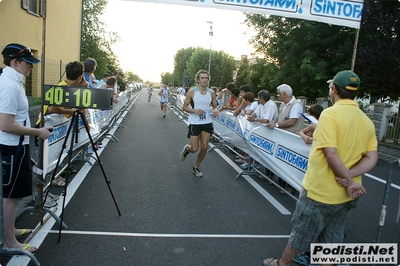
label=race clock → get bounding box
[43,85,114,110]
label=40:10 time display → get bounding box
[45,86,95,108]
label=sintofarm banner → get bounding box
[128,0,363,29]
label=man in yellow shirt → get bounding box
[263,70,378,266]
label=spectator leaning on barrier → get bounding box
[268,84,304,134]
[83,57,97,88]
[268,84,304,194]
[47,61,88,118]
[239,92,258,116]
[247,90,278,125]
[0,43,53,253]
[220,87,241,111]
[96,73,111,87]
[233,84,251,116]
[299,103,324,145]
[100,77,119,103]
[262,70,378,266]
[220,82,236,110]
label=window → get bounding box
[21,0,45,16]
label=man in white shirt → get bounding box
[268,84,304,134]
[247,90,278,124]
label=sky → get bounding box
[102,0,256,82]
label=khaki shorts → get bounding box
[289,189,358,252]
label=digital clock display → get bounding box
[43,85,114,110]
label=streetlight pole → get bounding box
[207,21,213,87]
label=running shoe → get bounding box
[240,162,250,169]
[293,252,311,266]
[180,144,190,161]
[235,158,247,163]
[193,167,203,177]
[43,197,58,208]
[47,192,60,201]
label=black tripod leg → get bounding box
[79,111,122,216]
[57,110,79,243]
[44,112,77,204]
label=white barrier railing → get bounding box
[213,112,311,191]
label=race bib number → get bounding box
[196,110,210,122]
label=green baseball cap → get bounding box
[327,70,360,91]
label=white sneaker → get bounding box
[43,197,58,208]
[47,192,60,201]
[235,158,247,163]
[240,162,250,169]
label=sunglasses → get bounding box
[11,47,32,59]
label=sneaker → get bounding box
[240,162,250,169]
[47,192,60,201]
[193,167,203,177]
[180,144,190,161]
[235,158,247,163]
[43,197,58,208]
[293,253,310,266]
[251,162,261,169]
[61,166,76,176]
[163,114,166,118]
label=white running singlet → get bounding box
[187,87,213,125]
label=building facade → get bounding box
[0,0,83,96]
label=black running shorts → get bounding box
[187,123,214,138]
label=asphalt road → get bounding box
[2,89,400,266]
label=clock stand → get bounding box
[45,109,122,243]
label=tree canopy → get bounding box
[81,0,143,89]
[173,47,237,88]
[242,0,400,103]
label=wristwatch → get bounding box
[276,123,279,128]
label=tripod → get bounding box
[46,110,121,243]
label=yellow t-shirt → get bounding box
[302,99,377,204]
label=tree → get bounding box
[173,47,196,87]
[81,0,120,79]
[244,3,400,103]
[244,13,356,99]
[186,48,237,88]
[235,56,251,88]
[355,0,400,105]
[247,58,279,95]
[125,71,142,83]
[161,72,173,85]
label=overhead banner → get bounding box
[213,111,311,191]
[128,0,363,29]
